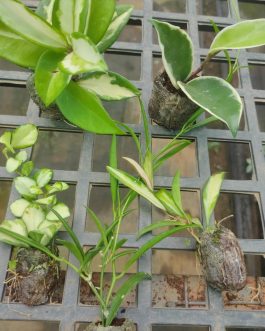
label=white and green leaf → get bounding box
[14,177,37,198]
[77,71,140,100]
[6,157,22,173]
[0,219,28,247]
[155,189,184,217]
[34,168,53,188]
[36,0,56,24]
[15,151,28,162]
[151,19,194,87]
[45,181,69,194]
[123,157,153,190]
[46,203,70,221]
[178,77,243,137]
[10,199,30,218]
[11,124,38,149]
[210,19,265,55]
[22,204,46,232]
[0,131,13,152]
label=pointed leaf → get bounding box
[56,81,124,134]
[11,124,38,149]
[60,33,107,75]
[98,5,133,53]
[203,173,225,227]
[0,131,13,152]
[52,0,75,36]
[34,168,53,188]
[22,204,46,232]
[77,71,140,100]
[45,182,69,194]
[57,239,84,263]
[37,219,61,245]
[210,19,265,55]
[178,77,243,137]
[87,208,108,246]
[10,199,30,218]
[106,272,151,326]
[151,19,193,87]
[172,171,184,213]
[0,0,67,50]
[86,0,116,44]
[123,157,153,190]
[35,50,71,106]
[109,135,119,211]
[137,220,186,239]
[6,157,22,173]
[36,195,57,205]
[107,166,165,210]
[0,219,28,247]
[156,189,184,217]
[14,177,37,198]
[0,21,46,69]
[36,0,56,24]
[46,203,70,221]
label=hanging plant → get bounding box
[0,0,140,133]
[150,18,265,137]
[0,124,70,305]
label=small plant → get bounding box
[149,18,265,137]
[0,124,70,305]
[0,0,140,133]
[107,166,246,291]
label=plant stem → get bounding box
[187,53,216,82]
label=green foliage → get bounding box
[0,124,70,247]
[0,0,137,134]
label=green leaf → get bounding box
[98,5,133,53]
[87,208,108,247]
[178,77,243,138]
[35,50,71,106]
[106,272,151,326]
[0,21,46,69]
[34,168,53,188]
[6,157,22,173]
[203,173,225,227]
[22,204,46,232]
[14,177,37,198]
[0,131,14,152]
[210,19,265,55]
[60,33,107,75]
[29,186,43,195]
[109,135,119,213]
[155,189,184,217]
[46,203,70,221]
[36,0,56,24]
[15,151,27,162]
[77,71,140,101]
[45,181,69,194]
[11,124,38,149]
[10,199,30,218]
[37,219,61,245]
[86,0,116,44]
[0,219,28,247]
[21,161,34,177]
[107,166,165,210]
[56,81,124,134]
[36,195,57,205]
[52,0,75,36]
[151,19,193,87]
[123,157,153,190]
[0,0,67,50]
[137,220,186,239]
[172,171,184,214]
[57,239,84,263]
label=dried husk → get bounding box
[14,246,60,306]
[85,319,136,331]
[198,226,247,291]
[148,71,198,130]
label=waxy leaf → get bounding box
[0,0,67,50]
[0,21,46,69]
[35,51,71,106]
[172,171,184,214]
[14,177,37,198]
[45,182,69,194]
[22,204,46,232]
[52,0,76,36]
[86,0,116,44]
[178,77,242,137]
[0,131,13,152]
[77,71,140,100]
[46,203,70,221]
[203,173,225,227]
[107,166,166,210]
[15,151,27,162]
[151,19,193,87]
[98,5,133,53]
[156,189,183,216]
[56,82,124,134]
[37,220,62,245]
[6,157,21,173]
[137,220,185,239]
[0,219,28,247]
[123,157,153,190]
[10,199,30,218]
[210,19,265,55]
[60,33,107,74]
[21,161,34,177]
[34,168,53,188]
[36,0,55,24]
[36,195,57,205]
[11,124,38,149]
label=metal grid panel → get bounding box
[0,1,265,330]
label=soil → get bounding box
[198,226,247,291]
[148,71,198,130]
[84,319,136,331]
[8,246,60,306]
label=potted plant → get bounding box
[107,164,247,291]
[149,18,265,136]
[0,0,140,134]
[0,124,71,305]
[0,134,197,328]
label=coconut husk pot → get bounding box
[198,226,247,291]
[26,74,64,120]
[85,319,136,331]
[148,71,198,130]
[13,246,60,306]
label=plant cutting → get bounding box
[107,166,246,292]
[0,0,140,133]
[0,124,70,305]
[149,18,265,136]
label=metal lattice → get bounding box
[0,1,265,330]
